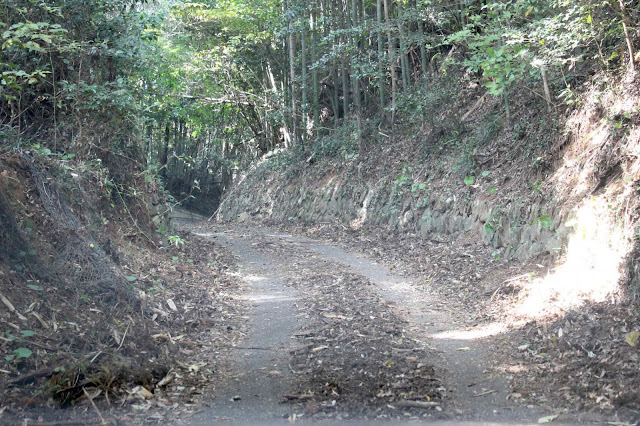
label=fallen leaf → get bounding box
[395,400,440,409]
[323,313,349,320]
[283,393,314,400]
[83,388,102,400]
[131,404,150,411]
[152,333,170,341]
[167,299,178,312]
[157,372,176,387]
[625,331,639,347]
[130,385,154,400]
[188,362,207,372]
[0,293,16,312]
[538,414,559,423]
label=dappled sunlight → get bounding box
[514,195,626,320]
[243,274,268,283]
[194,232,215,238]
[510,71,640,323]
[430,322,507,341]
[562,123,610,196]
[351,190,374,230]
[245,293,297,303]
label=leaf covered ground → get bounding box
[262,219,640,423]
[238,232,447,421]
[0,153,248,424]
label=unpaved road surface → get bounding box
[173,220,560,424]
[190,230,305,422]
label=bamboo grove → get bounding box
[2,0,638,211]
[167,0,637,150]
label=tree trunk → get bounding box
[351,0,362,149]
[541,66,552,111]
[398,4,410,91]
[311,1,320,133]
[287,0,299,146]
[618,0,636,69]
[419,11,429,84]
[301,3,308,143]
[339,0,350,118]
[160,123,170,178]
[377,0,385,113]
[383,0,397,128]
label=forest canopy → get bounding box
[1,0,637,210]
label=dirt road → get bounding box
[174,220,554,424]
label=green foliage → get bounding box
[8,347,33,361]
[1,0,147,126]
[393,166,414,195]
[534,215,554,229]
[156,224,168,236]
[446,0,628,102]
[27,284,44,291]
[311,120,362,160]
[475,114,504,146]
[484,222,495,234]
[1,0,635,231]
[397,71,462,127]
[168,235,186,247]
[484,206,505,235]
[147,279,166,294]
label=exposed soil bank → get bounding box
[219,73,640,295]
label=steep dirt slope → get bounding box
[0,151,247,423]
[221,70,640,297]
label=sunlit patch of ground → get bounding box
[430,322,508,341]
[511,195,627,321]
[429,194,627,339]
[505,74,640,323]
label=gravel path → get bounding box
[188,229,306,423]
[253,229,546,423]
[179,222,556,424]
